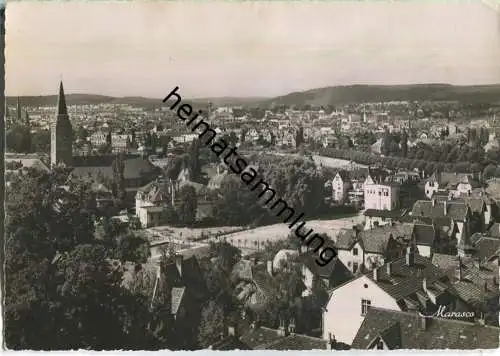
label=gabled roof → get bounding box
[487,223,500,239]
[366,254,448,301]
[336,224,412,254]
[367,322,401,349]
[428,172,477,190]
[411,200,469,222]
[335,170,350,182]
[239,326,327,350]
[257,333,328,350]
[72,155,159,180]
[298,250,352,285]
[352,307,500,349]
[413,224,436,247]
[239,326,282,349]
[364,209,407,218]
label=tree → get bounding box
[401,130,408,157]
[187,140,202,181]
[111,154,126,204]
[177,185,198,226]
[295,126,304,148]
[165,156,183,182]
[6,124,32,153]
[31,130,51,153]
[197,300,225,348]
[5,169,158,349]
[209,241,241,273]
[115,234,150,263]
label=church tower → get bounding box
[51,81,73,167]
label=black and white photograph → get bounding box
[2,0,500,351]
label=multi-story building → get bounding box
[322,248,458,345]
[364,173,399,211]
[332,171,351,204]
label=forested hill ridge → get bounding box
[266,84,500,107]
[7,83,500,108]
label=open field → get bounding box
[143,225,245,243]
[209,214,364,254]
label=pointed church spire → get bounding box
[57,81,68,116]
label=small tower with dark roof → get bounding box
[51,81,73,167]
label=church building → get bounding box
[51,81,73,167]
[50,81,160,202]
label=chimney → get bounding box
[228,326,236,337]
[422,277,427,291]
[420,315,429,331]
[174,254,183,277]
[387,262,393,277]
[250,257,257,266]
[444,201,447,215]
[473,259,481,269]
[431,199,436,207]
[267,260,273,276]
[406,246,415,266]
[373,267,379,282]
[484,281,488,292]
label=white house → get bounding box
[332,171,351,204]
[334,224,412,273]
[363,171,399,211]
[424,172,479,199]
[135,178,172,228]
[322,248,455,345]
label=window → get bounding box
[347,261,351,267]
[353,248,358,256]
[361,299,371,316]
[353,262,359,273]
[377,341,384,350]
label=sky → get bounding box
[5,1,500,98]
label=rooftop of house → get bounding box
[364,209,407,218]
[136,178,171,201]
[239,326,327,350]
[487,223,500,239]
[413,223,437,247]
[431,253,499,306]
[336,223,413,254]
[351,307,500,350]
[298,246,352,283]
[71,155,159,181]
[427,172,480,190]
[365,253,451,305]
[411,200,469,221]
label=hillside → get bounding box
[6,93,267,108]
[8,84,500,108]
[265,84,500,107]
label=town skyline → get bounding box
[6,1,500,98]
